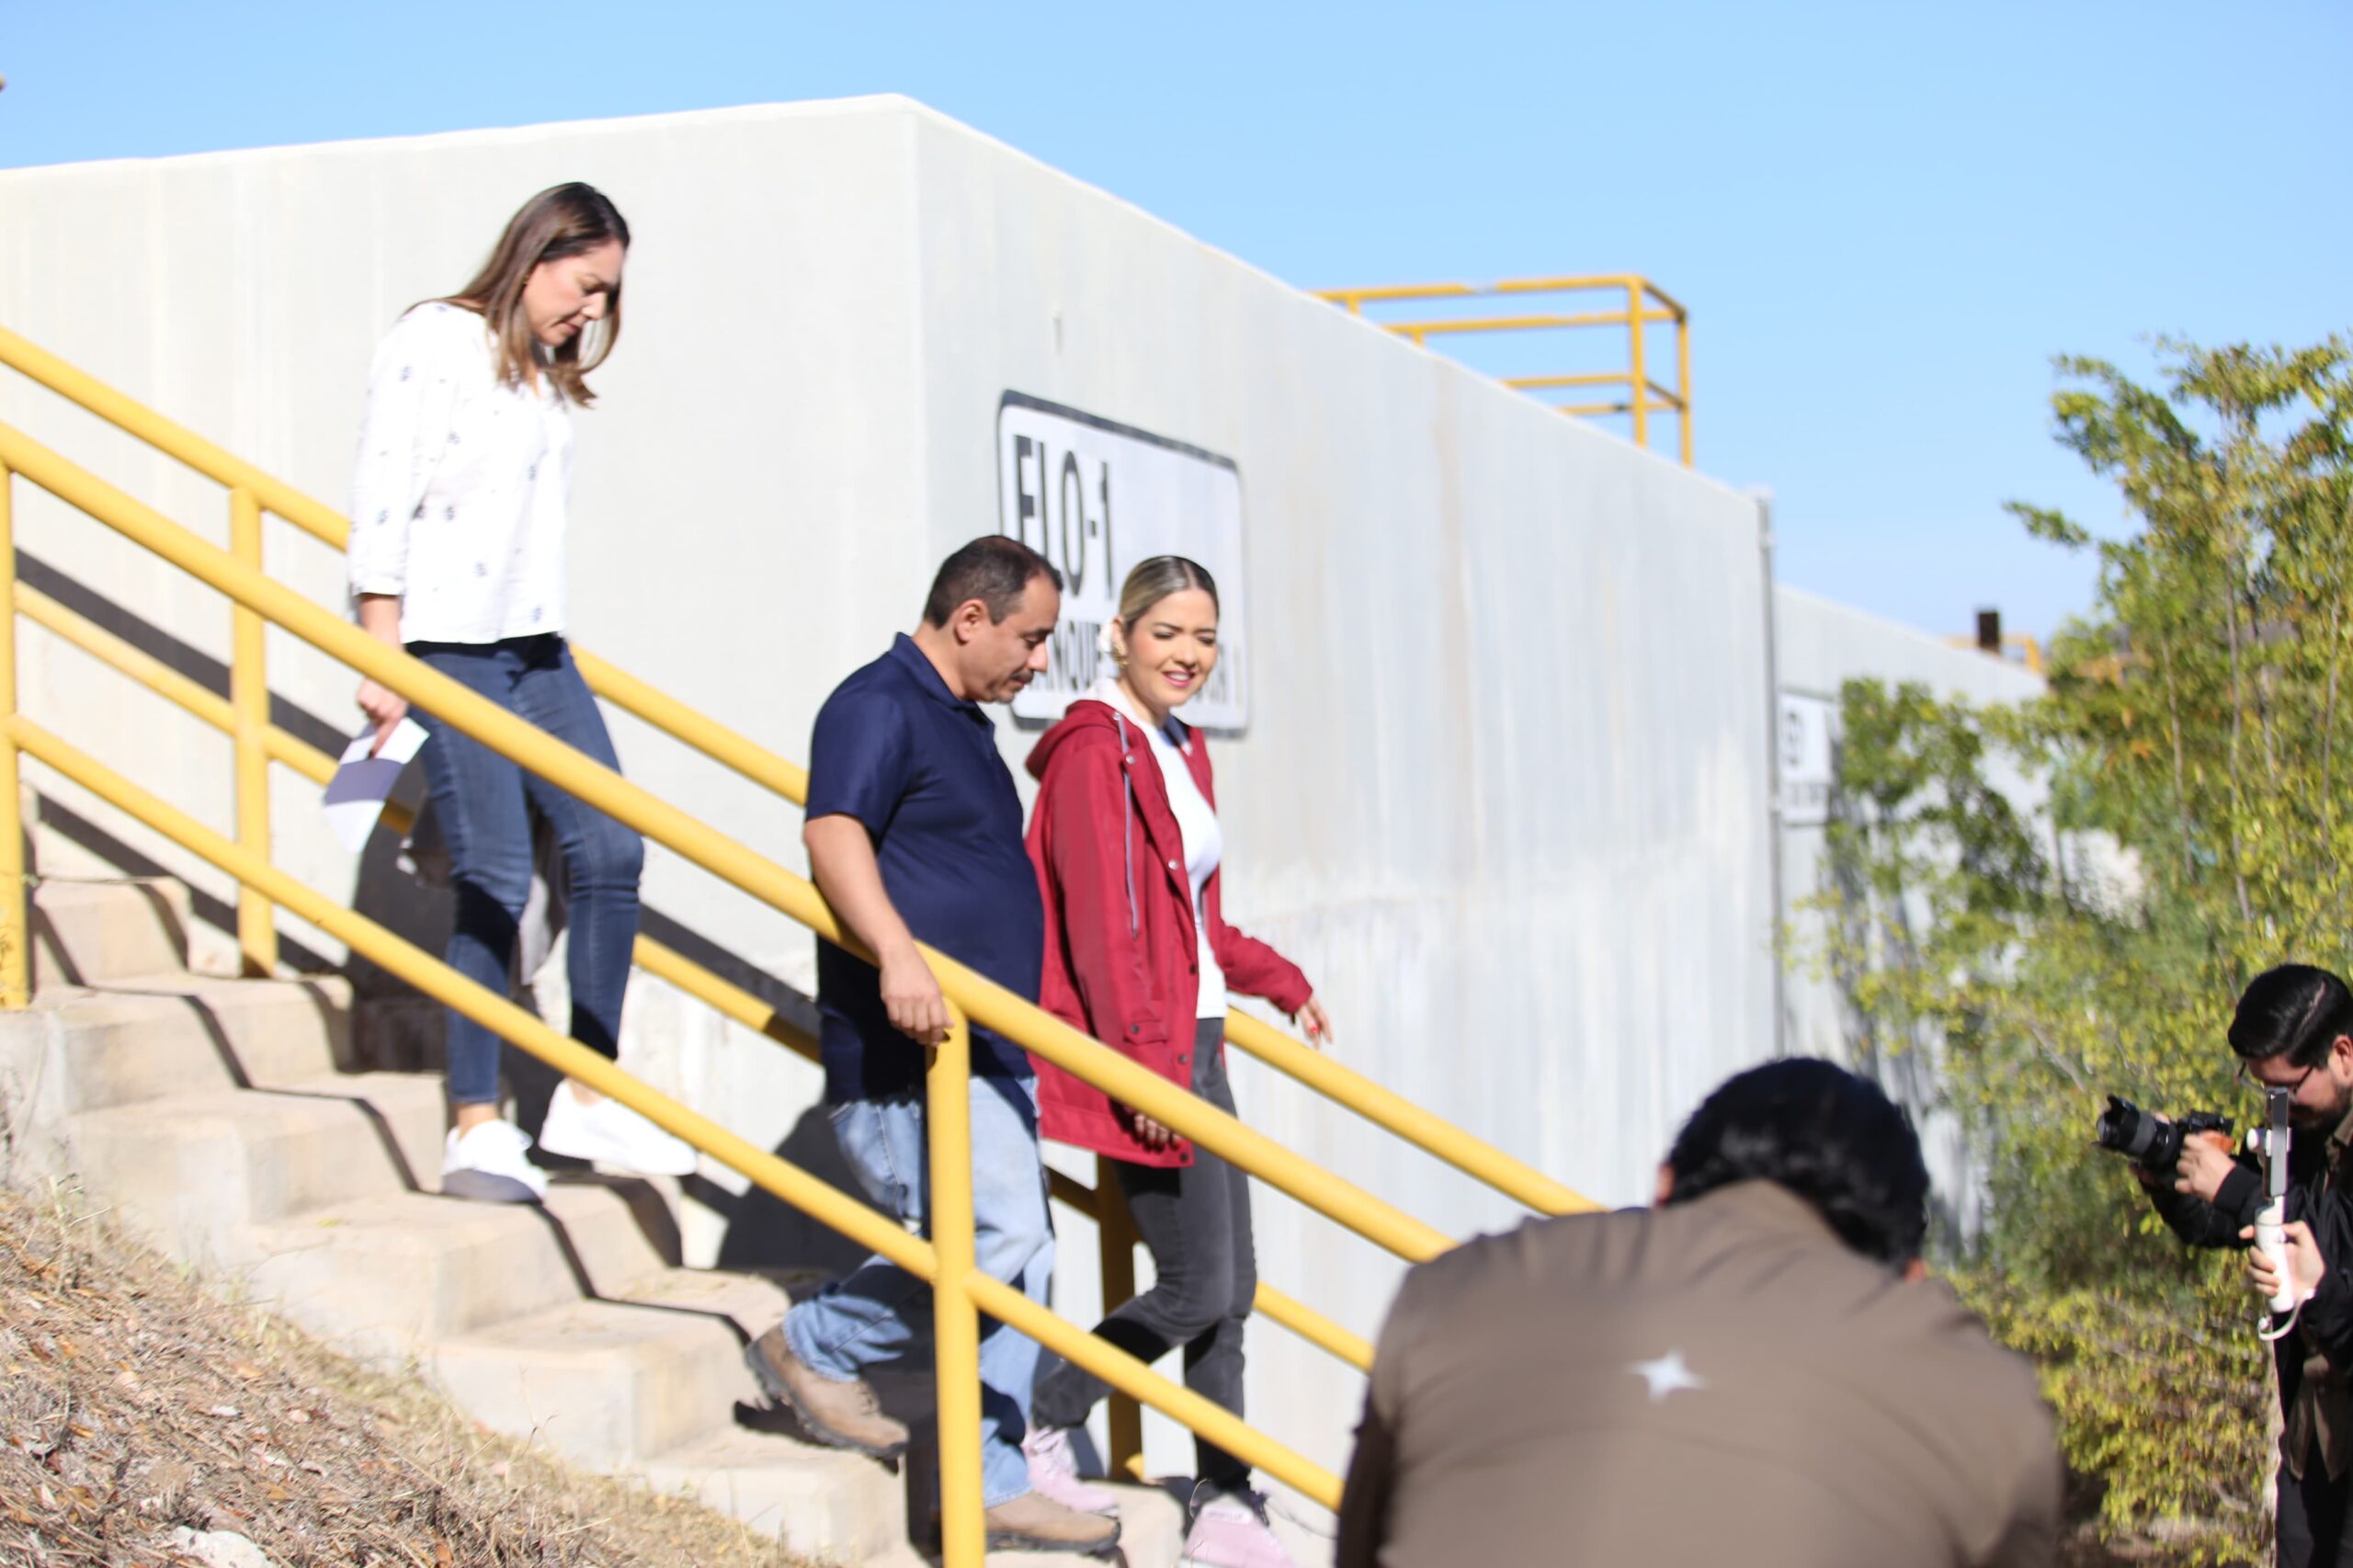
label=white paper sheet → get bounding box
[322,718,429,852]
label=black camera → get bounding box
[2095,1095,2234,1174]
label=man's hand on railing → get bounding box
[879,941,950,1049]
[1295,995,1335,1050]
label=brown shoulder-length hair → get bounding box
[441,182,630,406]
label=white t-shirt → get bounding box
[1095,680,1227,1021]
[347,302,575,644]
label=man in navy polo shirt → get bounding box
[745,538,1119,1558]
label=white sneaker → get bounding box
[537,1083,699,1177]
[441,1119,548,1204]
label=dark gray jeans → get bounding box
[1033,1019,1256,1493]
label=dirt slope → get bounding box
[0,1178,809,1568]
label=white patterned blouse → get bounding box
[347,301,575,645]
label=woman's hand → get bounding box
[356,678,409,756]
[1295,995,1334,1050]
[2243,1220,2326,1307]
[353,594,409,756]
[1122,1106,1177,1153]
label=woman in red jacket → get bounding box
[1021,556,1330,1568]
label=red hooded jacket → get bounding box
[1025,699,1313,1166]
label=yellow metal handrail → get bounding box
[9,577,1414,1377]
[1316,274,1693,466]
[0,391,1405,1411]
[0,718,1336,1525]
[0,323,1597,1507]
[0,431,1354,1555]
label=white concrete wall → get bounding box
[0,98,1781,1487]
[1770,585,2046,1237]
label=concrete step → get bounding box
[244,1181,676,1358]
[640,1424,912,1564]
[20,974,353,1115]
[31,879,191,992]
[427,1296,765,1470]
[3,860,1207,1567]
[855,1483,1184,1568]
[639,1441,1186,1567]
[69,1074,447,1265]
[607,1255,794,1337]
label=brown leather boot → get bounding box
[981,1490,1123,1556]
[743,1326,909,1459]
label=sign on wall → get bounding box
[995,393,1249,728]
[1778,691,1838,827]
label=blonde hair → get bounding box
[1116,555,1220,632]
[441,183,629,405]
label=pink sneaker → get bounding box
[1183,1489,1296,1568]
[1020,1426,1119,1516]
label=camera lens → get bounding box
[2096,1096,2181,1173]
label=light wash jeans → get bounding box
[785,1074,1053,1507]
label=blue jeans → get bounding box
[409,635,645,1108]
[786,1075,1054,1508]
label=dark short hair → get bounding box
[922,537,1063,628]
[2230,964,2353,1070]
[1664,1057,1929,1266]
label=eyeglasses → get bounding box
[2239,1058,2321,1096]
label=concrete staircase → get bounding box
[0,870,1194,1566]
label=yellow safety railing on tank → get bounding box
[0,325,1600,1565]
[1319,274,1692,466]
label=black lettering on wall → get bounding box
[1013,436,1039,549]
[1098,466,1113,587]
[1061,451,1087,597]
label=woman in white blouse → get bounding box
[348,183,691,1202]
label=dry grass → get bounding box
[0,1177,812,1568]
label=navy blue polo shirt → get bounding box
[807,633,1042,1101]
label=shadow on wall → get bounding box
[17,551,881,1283]
[697,1105,880,1283]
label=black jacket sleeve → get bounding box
[2138,1159,2264,1248]
[2291,1186,2353,1363]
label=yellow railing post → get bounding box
[228,487,275,975]
[1095,1158,1145,1479]
[928,1009,985,1568]
[1675,300,1694,467]
[0,464,23,1008]
[1627,279,1648,453]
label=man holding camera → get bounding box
[2136,964,2353,1566]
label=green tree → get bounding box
[1809,336,2353,1560]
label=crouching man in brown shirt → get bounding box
[1336,1058,2063,1568]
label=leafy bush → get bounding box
[1807,337,2351,1561]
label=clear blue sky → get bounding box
[5,1,2347,641]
